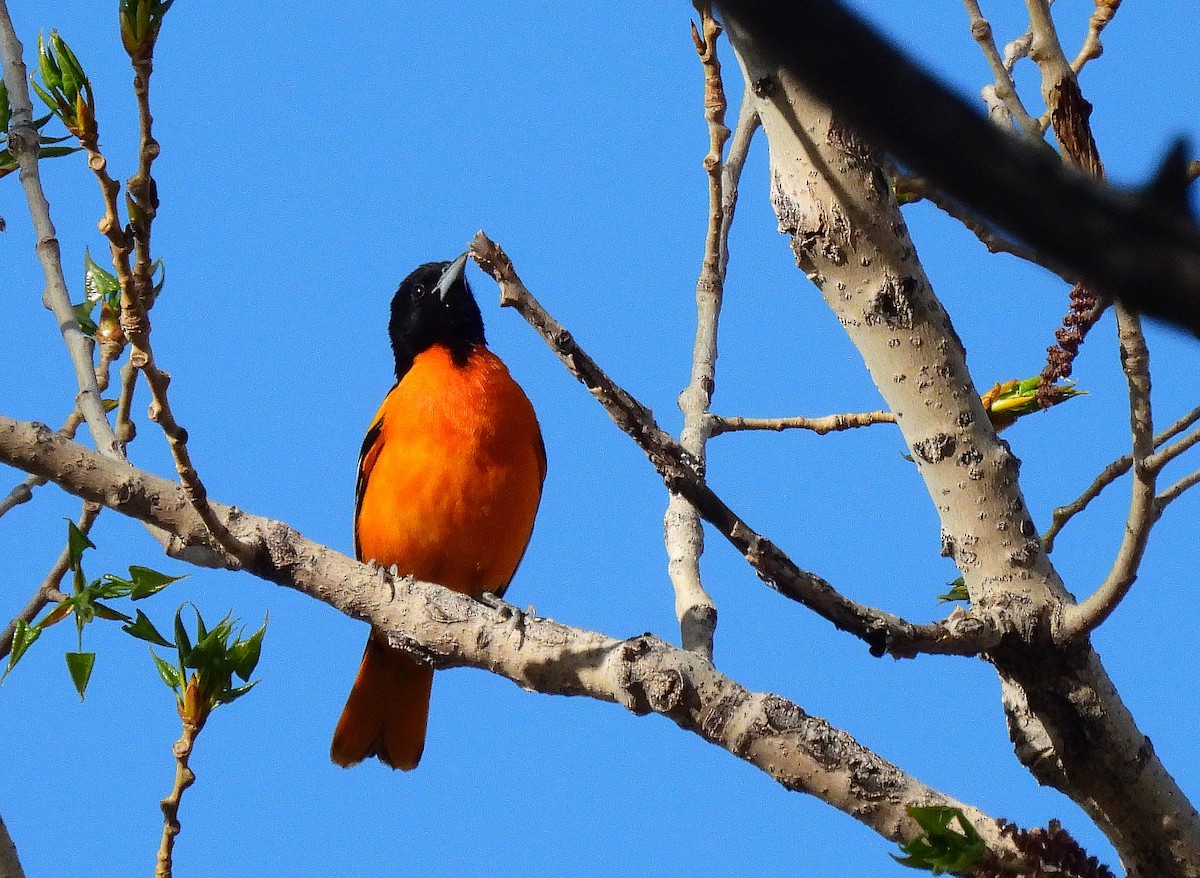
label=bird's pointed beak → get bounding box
[435,252,469,301]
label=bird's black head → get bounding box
[388,254,486,380]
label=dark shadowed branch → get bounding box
[711,0,1200,336]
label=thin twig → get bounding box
[710,410,895,436]
[101,34,249,567]
[0,502,99,661]
[961,0,1041,136]
[1070,0,1122,74]
[1060,304,1155,640]
[664,4,734,658]
[1155,468,1200,513]
[0,9,121,458]
[114,359,139,445]
[1043,404,1200,550]
[1146,422,1200,473]
[468,232,1001,659]
[154,717,200,878]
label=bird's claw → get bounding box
[369,560,399,601]
[480,591,528,648]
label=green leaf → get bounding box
[194,608,211,644]
[3,619,41,680]
[936,577,969,604]
[65,651,96,700]
[37,32,63,92]
[65,520,93,568]
[229,617,267,681]
[72,299,98,336]
[215,679,258,706]
[150,649,182,689]
[893,806,987,875]
[149,257,166,304]
[122,609,172,647]
[83,249,120,307]
[173,607,193,659]
[36,145,82,160]
[187,617,230,670]
[0,80,10,131]
[91,601,131,623]
[50,32,84,102]
[127,565,185,600]
[66,519,94,570]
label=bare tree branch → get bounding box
[155,716,198,878]
[1070,0,1122,75]
[1060,304,1155,639]
[468,232,1000,659]
[663,4,731,659]
[0,411,1028,870]
[1156,468,1200,513]
[960,0,1040,136]
[0,412,83,519]
[1043,404,1200,551]
[1147,421,1200,473]
[709,410,895,435]
[720,13,1200,872]
[0,8,121,459]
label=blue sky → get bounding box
[2,2,1198,876]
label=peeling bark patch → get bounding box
[913,433,956,464]
[864,277,916,330]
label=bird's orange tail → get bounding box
[330,630,434,771]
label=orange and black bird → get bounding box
[330,253,546,770]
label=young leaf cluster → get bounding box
[120,0,174,61]
[74,250,162,340]
[29,30,96,144]
[982,375,1086,432]
[2,520,184,699]
[130,606,266,729]
[894,806,988,875]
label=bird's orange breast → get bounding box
[354,344,545,596]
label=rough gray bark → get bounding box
[723,19,1200,878]
[0,412,1024,867]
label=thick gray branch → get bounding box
[723,13,1200,875]
[0,412,1022,868]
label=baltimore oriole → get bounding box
[330,254,546,770]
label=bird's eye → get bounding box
[413,283,426,296]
